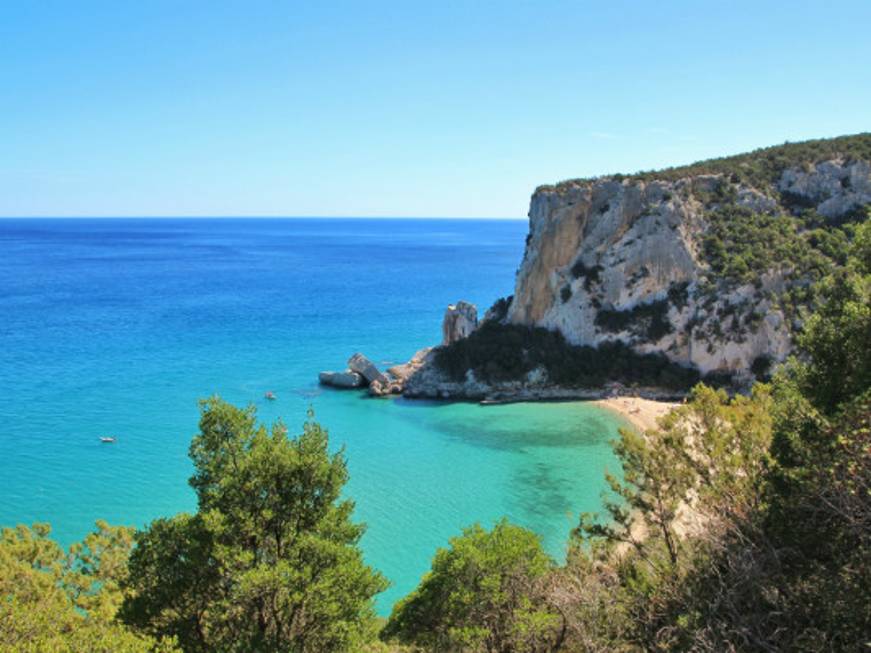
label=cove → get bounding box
[0,218,626,612]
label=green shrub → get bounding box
[382,520,561,652]
[484,295,513,323]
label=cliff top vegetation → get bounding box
[537,132,871,194]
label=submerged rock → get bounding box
[319,370,365,388]
[442,301,478,345]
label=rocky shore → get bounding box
[318,300,476,397]
[319,300,685,407]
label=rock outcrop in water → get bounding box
[318,304,473,396]
[348,353,389,386]
[442,301,478,345]
[318,370,365,388]
[319,353,388,390]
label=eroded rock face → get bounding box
[348,353,389,385]
[505,158,870,380]
[318,370,365,388]
[779,159,871,219]
[442,301,478,345]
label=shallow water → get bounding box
[0,218,624,611]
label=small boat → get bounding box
[265,391,277,400]
[99,436,116,443]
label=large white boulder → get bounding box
[319,370,365,388]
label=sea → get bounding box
[0,218,625,612]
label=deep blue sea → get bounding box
[0,218,623,612]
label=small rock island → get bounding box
[319,301,478,397]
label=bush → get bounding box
[0,522,178,652]
[751,354,773,379]
[382,520,562,652]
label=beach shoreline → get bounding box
[593,396,678,432]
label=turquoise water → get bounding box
[0,218,624,611]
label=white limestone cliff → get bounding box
[504,158,869,382]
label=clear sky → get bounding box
[1,1,869,218]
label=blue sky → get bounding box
[1,1,869,218]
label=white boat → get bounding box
[100,436,116,443]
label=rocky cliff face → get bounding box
[505,152,870,385]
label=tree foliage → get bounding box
[580,384,773,563]
[383,520,562,653]
[121,399,387,652]
[792,220,871,414]
[701,205,832,285]
[0,522,177,653]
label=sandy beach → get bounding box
[594,396,678,432]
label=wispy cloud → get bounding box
[590,131,618,140]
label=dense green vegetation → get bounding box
[484,295,513,323]
[434,320,699,391]
[697,198,864,299]
[1,223,868,650]
[0,521,178,652]
[2,402,385,653]
[701,205,826,284]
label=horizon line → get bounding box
[0,215,527,221]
